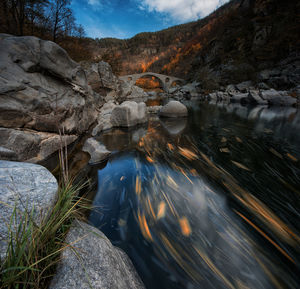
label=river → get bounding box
[88,102,300,289]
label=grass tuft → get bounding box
[0,133,90,289]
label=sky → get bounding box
[71,0,229,39]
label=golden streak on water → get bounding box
[156,201,166,220]
[135,176,141,195]
[179,217,192,236]
[231,160,251,171]
[178,147,198,160]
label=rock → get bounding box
[0,160,58,258]
[111,101,147,127]
[159,101,188,118]
[119,81,148,103]
[147,105,162,114]
[236,81,253,92]
[0,146,18,161]
[229,93,248,103]
[247,90,268,105]
[92,101,116,136]
[49,220,145,289]
[0,34,99,134]
[260,89,297,106]
[82,138,111,164]
[225,84,239,95]
[0,128,77,162]
[84,61,119,94]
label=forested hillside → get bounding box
[93,0,299,88]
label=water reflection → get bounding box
[89,103,300,289]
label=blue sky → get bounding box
[71,0,228,39]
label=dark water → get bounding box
[89,102,300,289]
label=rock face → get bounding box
[92,101,116,136]
[82,138,111,164]
[84,61,120,94]
[0,146,18,161]
[119,81,148,103]
[0,160,58,258]
[111,101,147,127]
[159,101,188,118]
[0,128,77,162]
[50,220,145,289]
[0,34,102,162]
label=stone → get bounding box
[92,101,116,136]
[147,105,162,114]
[0,128,77,162]
[0,160,58,258]
[0,146,18,161]
[49,220,145,289]
[229,93,248,103]
[159,101,188,118]
[82,138,111,164]
[119,81,148,103]
[260,89,297,106]
[0,34,99,134]
[247,90,268,105]
[111,101,147,127]
[84,61,119,94]
[236,81,253,92]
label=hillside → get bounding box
[93,0,299,89]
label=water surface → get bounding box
[89,102,300,289]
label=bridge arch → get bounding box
[119,72,185,92]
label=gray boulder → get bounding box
[0,160,58,258]
[159,101,188,118]
[0,34,100,134]
[84,61,119,94]
[229,93,248,103]
[82,138,111,164]
[0,128,77,162]
[247,90,268,105]
[50,220,145,289]
[92,101,116,136]
[260,89,297,106]
[111,101,147,127]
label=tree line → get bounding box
[0,0,85,43]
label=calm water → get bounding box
[89,102,300,289]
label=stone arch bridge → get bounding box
[119,72,185,92]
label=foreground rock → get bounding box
[111,101,147,127]
[0,128,77,162]
[0,34,101,162]
[0,160,58,258]
[82,138,111,164]
[159,101,188,118]
[50,220,144,289]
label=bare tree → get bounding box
[49,0,72,42]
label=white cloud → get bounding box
[87,0,101,6]
[138,0,229,22]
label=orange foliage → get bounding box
[135,77,161,89]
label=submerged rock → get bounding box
[111,101,147,127]
[50,220,144,289]
[0,160,58,258]
[159,101,188,118]
[82,138,111,164]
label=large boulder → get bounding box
[50,220,145,289]
[159,101,188,118]
[260,89,297,106]
[0,34,100,134]
[0,160,58,258]
[0,128,77,162]
[0,34,102,162]
[111,101,147,127]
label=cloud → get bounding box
[138,0,229,22]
